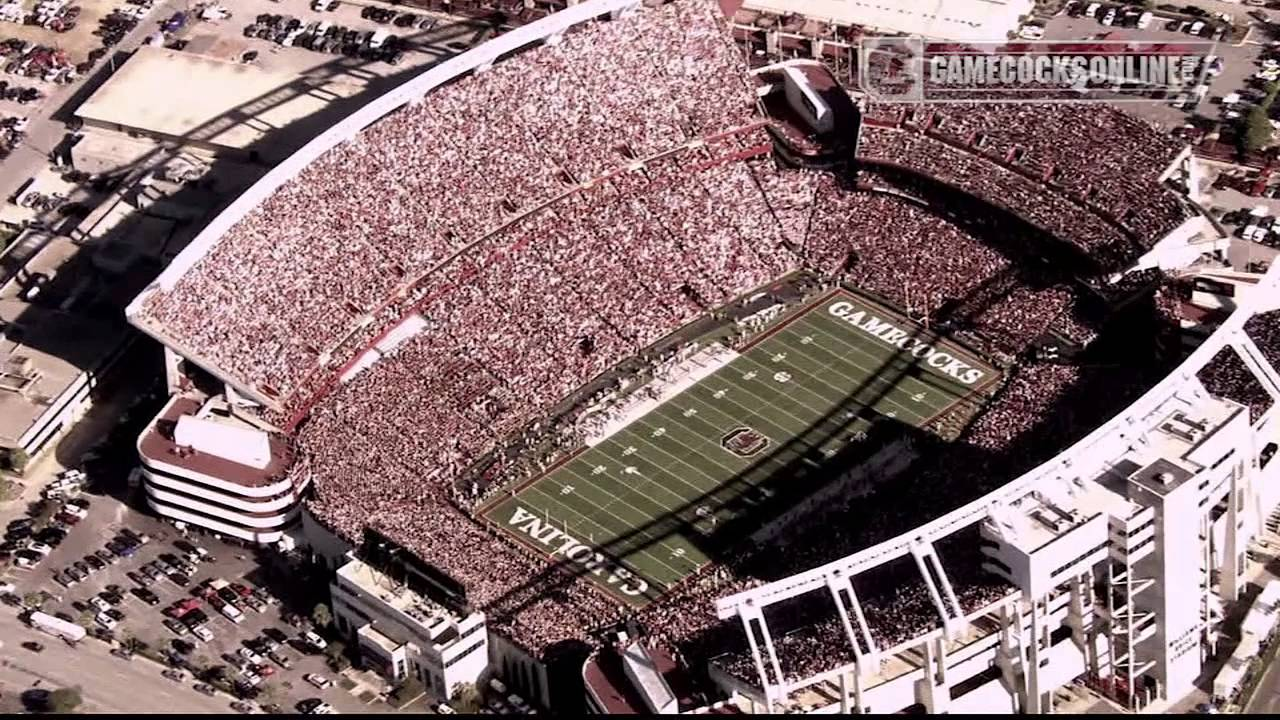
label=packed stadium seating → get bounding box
[858,102,1190,271]
[1197,347,1274,422]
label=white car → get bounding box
[95,612,118,630]
[25,541,53,556]
[238,647,264,665]
[302,631,327,651]
[0,581,14,594]
[311,703,337,715]
[220,602,245,624]
[1017,24,1044,40]
[1101,8,1117,25]
[90,596,112,612]
[191,624,214,642]
[1084,2,1101,17]
[305,673,334,690]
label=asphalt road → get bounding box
[0,610,231,714]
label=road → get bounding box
[0,610,231,714]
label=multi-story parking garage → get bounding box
[137,394,306,543]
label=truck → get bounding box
[28,610,87,643]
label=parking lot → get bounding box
[2,478,394,714]
[1039,3,1269,131]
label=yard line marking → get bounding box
[521,484,691,581]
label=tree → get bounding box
[1243,81,1280,152]
[1245,106,1275,151]
[451,682,483,713]
[311,603,332,629]
[47,687,82,713]
[324,640,350,672]
[390,676,424,708]
[0,447,29,474]
[323,639,345,660]
[258,683,281,705]
[23,592,44,609]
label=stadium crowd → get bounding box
[1246,310,1280,371]
[136,0,758,410]
[1196,347,1274,422]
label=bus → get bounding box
[28,610,87,643]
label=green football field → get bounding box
[480,288,999,606]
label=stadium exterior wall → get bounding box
[124,0,645,410]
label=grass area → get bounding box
[0,224,17,252]
[0,477,20,501]
[481,287,998,606]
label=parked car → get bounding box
[164,618,189,636]
[301,631,327,651]
[305,673,333,689]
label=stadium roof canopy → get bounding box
[741,0,1033,41]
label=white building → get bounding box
[136,394,306,543]
[741,0,1034,42]
[330,554,489,701]
[0,231,132,465]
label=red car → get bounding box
[230,583,253,598]
[175,597,202,612]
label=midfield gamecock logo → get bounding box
[721,427,769,458]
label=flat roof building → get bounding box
[741,0,1033,41]
[75,46,361,157]
[0,231,130,461]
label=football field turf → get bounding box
[479,287,999,606]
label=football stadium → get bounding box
[124,0,1280,714]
